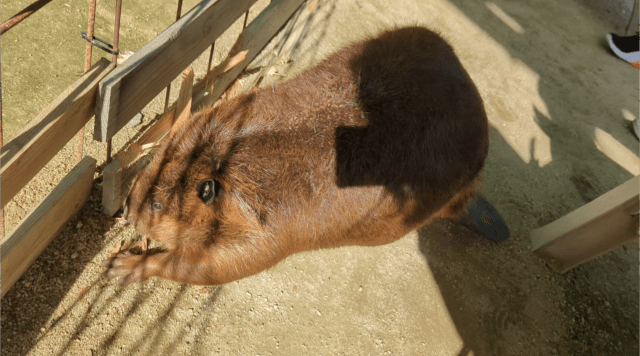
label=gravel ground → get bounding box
[1,0,638,355]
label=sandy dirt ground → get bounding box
[1,0,639,355]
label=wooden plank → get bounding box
[531,175,639,273]
[1,156,96,297]
[0,58,112,209]
[193,0,306,110]
[171,66,194,136]
[102,67,192,217]
[100,0,304,215]
[94,0,259,142]
[117,110,175,168]
[102,155,151,217]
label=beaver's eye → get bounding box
[152,202,163,212]
[197,179,217,205]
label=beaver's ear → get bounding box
[196,179,216,205]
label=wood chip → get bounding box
[141,142,161,150]
[78,287,89,300]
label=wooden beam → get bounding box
[171,66,194,136]
[531,175,639,273]
[193,0,306,110]
[102,67,193,217]
[100,0,305,216]
[102,155,152,217]
[94,0,259,142]
[0,58,112,209]
[1,156,96,297]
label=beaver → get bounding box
[105,26,489,286]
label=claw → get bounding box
[104,252,148,284]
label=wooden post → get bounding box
[171,67,194,134]
[102,155,152,217]
[1,156,97,297]
[100,0,306,215]
[102,67,193,217]
[530,175,639,273]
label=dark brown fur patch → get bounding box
[111,26,489,286]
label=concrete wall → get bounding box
[579,0,638,34]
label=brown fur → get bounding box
[106,26,489,286]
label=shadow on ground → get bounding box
[0,1,336,355]
[417,0,639,354]
[1,0,638,355]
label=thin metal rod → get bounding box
[176,0,184,20]
[207,43,216,72]
[84,0,97,71]
[111,0,123,66]
[163,0,184,113]
[163,83,172,113]
[106,0,123,164]
[77,0,97,164]
[0,0,55,35]
[106,140,112,163]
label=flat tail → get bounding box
[459,195,510,242]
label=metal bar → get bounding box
[207,43,216,71]
[83,0,97,71]
[163,82,172,113]
[176,0,184,20]
[163,0,185,113]
[111,0,123,65]
[77,0,97,164]
[207,7,246,74]
[106,0,123,164]
[0,0,55,35]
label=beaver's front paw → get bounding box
[104,252,150,285]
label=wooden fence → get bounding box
[0,0,307,297]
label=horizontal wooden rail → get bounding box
[102,67,193,216]
[1,156,96,297]
[531,175,639,273]
[0,58,112,209]
[101,0,306,216]
[94,0,259,142]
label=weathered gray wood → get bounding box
[531,175,639,273]
[1,156,96,297]
[1,59,111,209]
[94,0,259,142]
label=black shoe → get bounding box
[606,33,639,68]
